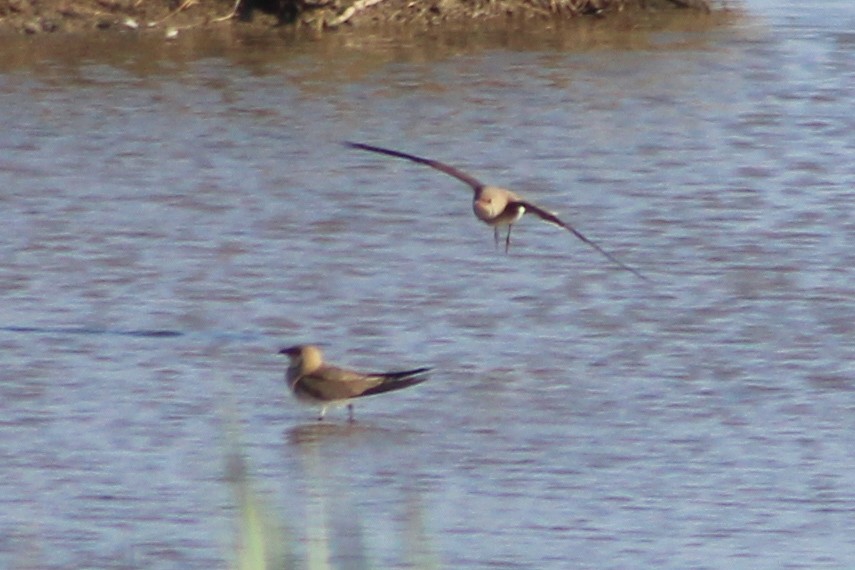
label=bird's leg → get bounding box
[347,403,355,423]
[493,227,500,250]
[317,406,327,421]
[505,225,513,254]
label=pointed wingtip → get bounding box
[404,367,432,379]
[343,140,367,151]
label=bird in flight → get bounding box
[278,344,430,422]
[345,141,646,280]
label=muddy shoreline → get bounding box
[0,0,717,38]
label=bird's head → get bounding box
[278,344,324,372]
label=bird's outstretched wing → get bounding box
[345,141,485,192]
[515,201,647,281]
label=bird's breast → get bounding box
[473,199,497,223]
[474,200,525,226]
[473,186,522,225]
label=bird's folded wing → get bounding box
[372,367,431,380]
[300,366,383,400]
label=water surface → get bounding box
[2,2,855,568]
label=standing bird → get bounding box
[345,141,646,280]
[278,344,430,422]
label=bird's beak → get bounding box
[278,346,300,356]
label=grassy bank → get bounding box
[0,0,718,36]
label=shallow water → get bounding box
[2,1,855,568]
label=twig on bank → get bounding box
[326,0,387,27]
[155,0,198,23]
[213,0,243,22]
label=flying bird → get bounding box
[345,141,646,280]
[278,344,430,422]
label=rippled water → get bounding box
[2,1,855,568]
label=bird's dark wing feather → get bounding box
[371,367,432,380]
[345,141,485,192]
[360,370,430,397]
[298,366,430,400]
[515,201,647,281]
